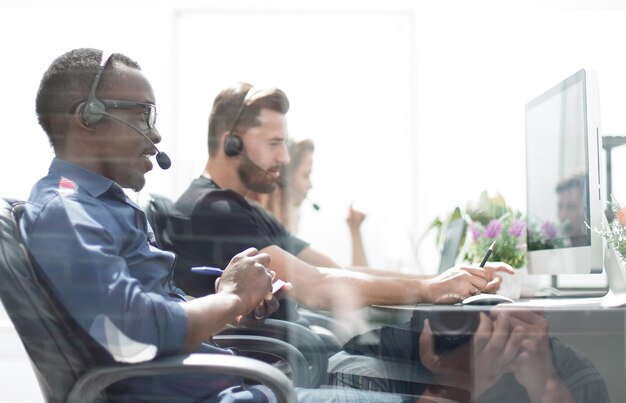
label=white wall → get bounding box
[2,1,626,401]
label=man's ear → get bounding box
[73,102,96,132]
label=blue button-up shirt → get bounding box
[20,158,187,362]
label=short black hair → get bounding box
[207,83,290,156]
[35,48,140,151]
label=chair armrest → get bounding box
[67,353,296,403]
[214,335,311,387]
[220,318,328,387]
[298,309,353,345]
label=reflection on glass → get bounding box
[526,78,591,251]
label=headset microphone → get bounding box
[312,202,320,211]
[155,150,172,170]
[100,112,171,170]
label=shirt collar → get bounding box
[49,158,117,198]
[198,175,219,188]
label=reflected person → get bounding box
[556,174,590,247]
[418,309,608,402]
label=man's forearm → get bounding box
[297,268,427,310]
[181,292,245,352]
[349,265,434,280]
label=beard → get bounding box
[238,155,278,194]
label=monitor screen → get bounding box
[438,218,466,273]
[525,69,603,275]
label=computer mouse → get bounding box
[461,293,514,306]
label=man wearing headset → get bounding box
[21,48,286,402]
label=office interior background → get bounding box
[2,0,626,401]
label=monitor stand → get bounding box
[512,234,626,308]
[599,240,626,307]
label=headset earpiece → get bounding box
[74,102,94,131]
[80,98,107,127]
[224,133,243,157]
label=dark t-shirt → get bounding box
[165,177,309,319]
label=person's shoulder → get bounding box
[549,336,591,368]
[27,175,78,213]
[548,336,609,398]
[178,177,250,215]
[25,175,111,228]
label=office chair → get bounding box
[140,193,333,387]
[297,309,354,346]
[219,319,330,388]
[0,198,296,403]
[139,192,176,249]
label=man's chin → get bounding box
[124,174,146,193]
[245,181,277,194]
[131,180,146,192]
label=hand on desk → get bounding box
[425,262,515,304]
[419,309,575,403]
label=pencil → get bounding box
[479,240,496,268]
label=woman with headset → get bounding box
[250,138,369,267]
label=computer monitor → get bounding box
[525,69,603,275]
[438,218,466,273]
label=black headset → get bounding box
[79,54,112,127]
[223,87,255,157]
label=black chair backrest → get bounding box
[141,193,175,249]
[140,193,215,296]
[0,198,108,403]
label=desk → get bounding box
[369,303,626,403]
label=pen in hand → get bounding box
[191,266,288,318]
[191,266,224,276]
[479,240,496,268]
